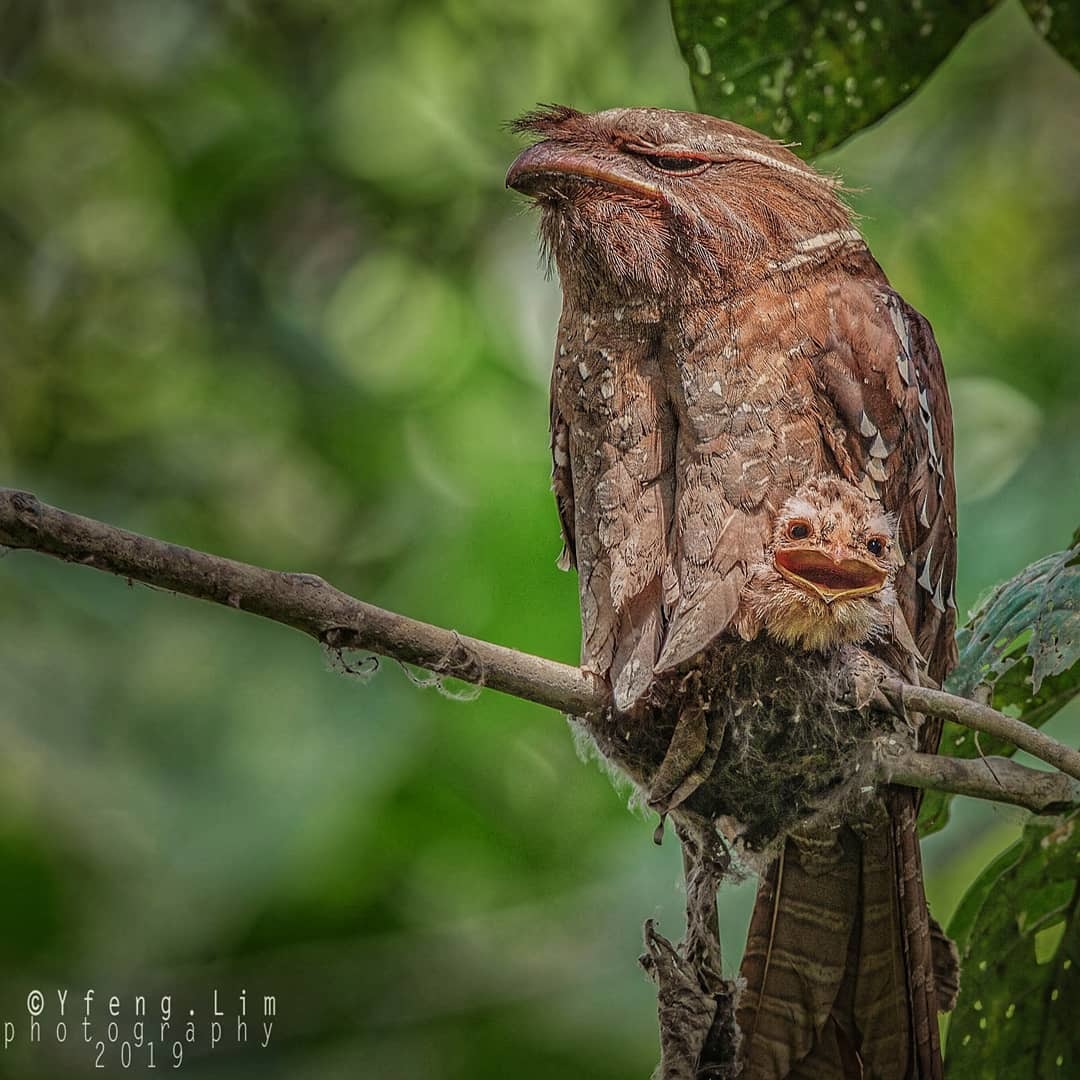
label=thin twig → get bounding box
[873,751,1080,816]
[872,680,1080,782]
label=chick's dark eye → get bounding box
[642,154,708,175]
[866,537,886,557]
[787,521,811,541]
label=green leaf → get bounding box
[1023,2,1080,69]
[670,0,996,156]
[945,810,1080,1077]
[920,532,1080,836]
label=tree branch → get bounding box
[0,488,604,716]
[3,487,1078,818]
[872,750,1080,817]
[874,680,1080,783]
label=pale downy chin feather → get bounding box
[748,580,895,652]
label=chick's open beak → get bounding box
[774,548,887,604]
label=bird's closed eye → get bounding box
[639,153,710,176]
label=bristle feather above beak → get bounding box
[509,104,583,138]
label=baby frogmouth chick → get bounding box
[736,475,902,652]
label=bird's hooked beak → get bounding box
[773,548,887,605]
[506,140,663,200]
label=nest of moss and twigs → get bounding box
[583,639,902,854]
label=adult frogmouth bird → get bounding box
[508,106,957,1079]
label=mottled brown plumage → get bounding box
[508,105,957,1079]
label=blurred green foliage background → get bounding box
[0,1,1077,1076]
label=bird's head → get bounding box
[506,104,855,302]
[737,476,900,652]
